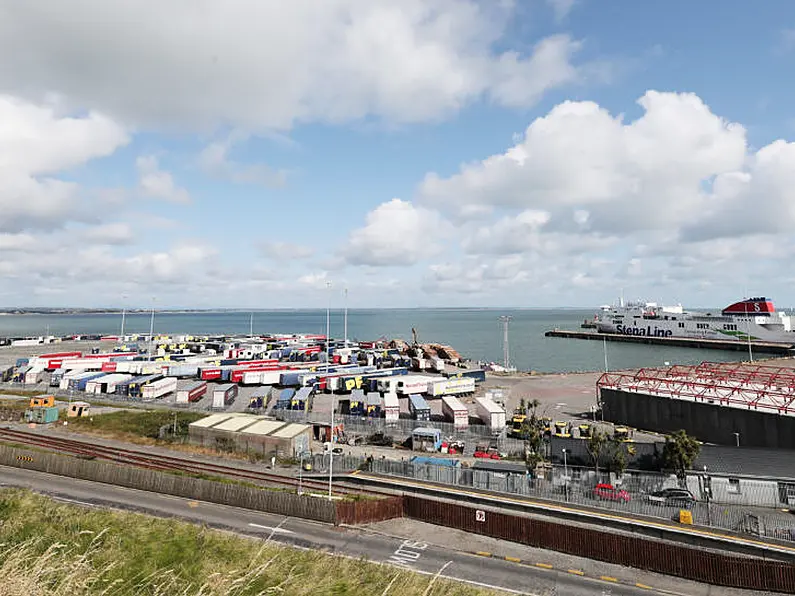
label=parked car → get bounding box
[646,488,695,507]
[593,483,631,503]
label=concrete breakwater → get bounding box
[545,329,795,354]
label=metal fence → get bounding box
[272,409,527,455]
[334,455,795,543]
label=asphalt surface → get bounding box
[0,464,754,596]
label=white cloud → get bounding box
[419,91,748,234]
[342,199,449,266]
[546,0,577,22]
[83,223,135,245]
[0,1,587,131]
[136,156,191,204]
[260,241,314,260]
[0,95,128,233]
[199,134,287,187]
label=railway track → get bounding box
[0,427,379,497]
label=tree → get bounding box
[586,429,609,475]
[527,398,541,424]
[517,397,527,416]
[605,437,628,476]
[662,430,701,487]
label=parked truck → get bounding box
[392,375,436,396]
[141,377,178,400]
[475,397,506,430]
[408,394,431,421]
[212,383,238,408]
[427,377,476,397]
[383,392,400,423]
[441,395,469,429]
[176,381,208,404]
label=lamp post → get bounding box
[148,298,156,362]
[343,287,348,348]
[120,293,128,339]
[733,432,740,447]
[562,448,569,502]
[326,280,334,500]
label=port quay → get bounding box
[3,325,795,594]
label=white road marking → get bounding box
[389,539,427,568]
[50,496,97,507]
[248,522,295,535]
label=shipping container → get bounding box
[366,392,382,417]
[25,406,59,424]
[343,389,366,416]
[176,381,208,404]
[127,374,164,398]
[211,383,238,408]
[383,392,400,423]
[409,394,431,421]
[275,388,295,409]
[248,387,269,409]
[290,386,312,411]
[199,367,222,381]
[279,371,302,387]
[475,397,506,430]
[441,395,469,429]
[167,364,199,378]
[89,373,132,394]
[141,376,178,400]
[392,375,436,396]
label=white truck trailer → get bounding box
[441,395,469,429]
[141,377,178,400]
[427,377,476,397]
[475,397,506,430]
[383,392,400,423]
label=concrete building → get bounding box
[188,413,311,458]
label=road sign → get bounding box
[475,509,486,523]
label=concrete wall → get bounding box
[600,388,795,449]
[685,475,782,508]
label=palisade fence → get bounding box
[3,444,795,592]
[272,409,528,455]
[308,452,795,543]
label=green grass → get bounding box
[67,410,206,442]
[0,389,40,397]
[0,489,500,596]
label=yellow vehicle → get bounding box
[553,421,571,438]
[614,426,632,441]
[510,413,527,437]
[578,423,592,439]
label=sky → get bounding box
[2,0,795,309]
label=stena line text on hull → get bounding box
[615,325,673,337]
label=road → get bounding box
[0,465,724,596]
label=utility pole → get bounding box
[745,301,753,362]
[250,312,254,337]
[499,315,512,370]
[603,336,609,373]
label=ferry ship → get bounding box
[595,297,795,344]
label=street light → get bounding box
[148,298,156,362]
[343,287,348,349]
[733,432,740,447]
[120,293,128,339]
[562,448,569,502]
[326,280,334,500]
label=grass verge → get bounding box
[66,410,205,443]
[0,489,500,596]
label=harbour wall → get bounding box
[545,329,794,354]
[600,388,795,449]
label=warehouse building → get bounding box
[188,413,311,457]
[598,361,795,449]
